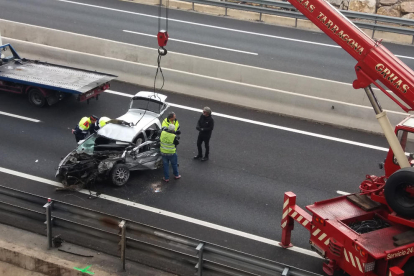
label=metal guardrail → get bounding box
[0,185,321,276]
[179,0,414,40]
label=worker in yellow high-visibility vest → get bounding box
[162,112,181,135]
[72,115,98,142]
[160,124,181,182]
[89,116,111,134]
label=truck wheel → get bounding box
[384,167,414,219]
[111,164,130,186]
[28,89,47,107]
[403,258,414,276]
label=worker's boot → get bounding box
[193,155,202,160]
[201,156,209,161]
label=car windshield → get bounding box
[76,134,97,155]
[76,134,130,155]
[131,98,163,114]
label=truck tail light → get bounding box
[314,216,325,226]
[355,244,367,258]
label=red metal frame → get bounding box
[281,192,414,275]
[286,0,414,112]
[279,0,414,273]
[78,82,110,102]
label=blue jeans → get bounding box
[162,153,179,180]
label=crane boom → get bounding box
[287,0,414,112]
[279,2,414,273]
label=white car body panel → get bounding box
[97,91,167,143]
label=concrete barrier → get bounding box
[0,239,116,276]
[4,36,406,133]
[194,3,226,15]
[0,19,408,133]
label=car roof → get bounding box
[134,91,167,103]
[97,115,160,143]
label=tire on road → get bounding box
[403,257,414,276]
[111,163,130,187]
[384,167,414,219]
[28,88,47,107]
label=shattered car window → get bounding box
[131,99,162,114]
[76,134,97,155]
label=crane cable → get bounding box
[154,0,169,96]
[134,0,169,127]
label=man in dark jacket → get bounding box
[194,107,214,161]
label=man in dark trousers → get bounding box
[194,107,214,161]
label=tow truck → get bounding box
[0,43,116,107]
[275,0,414,274]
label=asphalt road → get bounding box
[0,0,413,84]
[0,80,389,273]
[0,0,407,273]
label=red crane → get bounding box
[280,0,414,275]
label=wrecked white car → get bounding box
[55,92,169,189]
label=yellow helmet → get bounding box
[99,117,111,128]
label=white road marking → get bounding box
[0,166,322,259]
[337,190,351,195]
[57,0,414,60]
[106,90,390,152]
[395,54,414,60]
[123,30,258,55]
[56,0,338,48]
[0,111,40,123]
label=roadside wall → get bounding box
[0,19,407,133]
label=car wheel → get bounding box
[135,135,148,153]
[28,88,47,107]
[384,167,414,219]
[135,137,143,146]
[111,164,130,186]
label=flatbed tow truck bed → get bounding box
[0,43,116,106]
[0,59,115,94]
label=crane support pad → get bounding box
[393,230,414,246]
[347,194,382,211]
[0,59,116,94]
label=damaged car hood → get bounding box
[97,124,137,143]
[97,110,160,143]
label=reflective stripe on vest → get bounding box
[162,118,180,131]
[99,117,110,128]
[78,117,91,131]
[160,131,176,154]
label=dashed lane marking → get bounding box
[106,90,390,152]
[0,111,41,123]
[123,30,258,55]
[0,166,322,259]
[57,0,414,60]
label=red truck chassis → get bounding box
[280,0,414,273]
